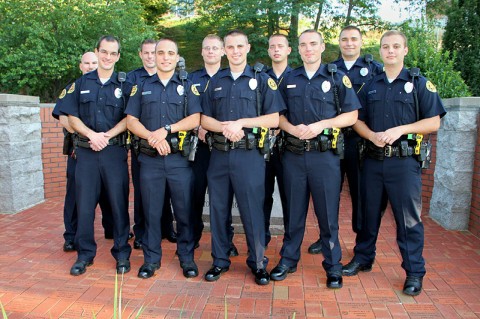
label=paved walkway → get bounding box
[0,192,479,318]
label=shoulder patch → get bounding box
[426,80,437,93]
[342,75,352,89]
[67,83,75,94]
[130,85,137,96]
[268,78,278,90]
[59,89,66,99]
[191,84,200,96]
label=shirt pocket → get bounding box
[79,93,96,123]
[393,92,415,123]
[105,96,124,122]
[141,94,158,120]
[239,89,257,117]
[311,90,335,119]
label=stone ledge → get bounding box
[0,93,39,104]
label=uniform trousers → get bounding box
[208,149,266,270]
[138,153,194,264]
[280,150,342,274]
[74,145,131,262]
[353,156,425,277]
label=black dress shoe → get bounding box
[63,240,75,252]
[403,276,423,296]
[70,260,93,276]
[342,260,373,276]
[138,263,160,279]
[180,261,199,278]
[228,244,239,257]
[253,268,270,285]
[116,260,131,274]
[104,233,114,240]
[163,230,177,243]
[308,238,322,255]
[270,263,297,281]
[133,240,142,250]
[326,273,343,289]
[204,266,229,282]
[128,232,134,240]
[194,242,200,249]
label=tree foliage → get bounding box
[400,20,471,99]
[0,0,155,102]
[443,0,480,96]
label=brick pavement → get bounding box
[0,192,479,318]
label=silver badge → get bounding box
[321,80,331,93]
[114,88,122,99]
[249,78,258,90]
[177,85,185,96]
[360,67,369,77]
[404,82,414,94]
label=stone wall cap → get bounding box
[0,94,39,104]
[443,97,480,108]
[40,103,56,108]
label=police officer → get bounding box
[342,30,446,296]
[270,30,360,289]
[201,30,285,285]
[60,36,132,276]
[127,39,177,250]
[264,33,291,248]
[53,52,117,251]
[126,38,202,279]
[308,25,384,255]
[188,34,238,256]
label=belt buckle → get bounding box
[384,145,392,157]
[305,140,311,152]
[229,142,235,150]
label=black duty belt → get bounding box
[138,132,191,157]
[211,133,258,152]
[284,135,332,155]
[342,127,358,138]
[75,134,123,149]
[366,141,414,160]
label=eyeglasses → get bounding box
[202,46,221,52]
[99,49,119,57]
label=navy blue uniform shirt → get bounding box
[189,68,211,94]
[266,66,292,86]
[281,64,361,126]
[127,67,152,86]
[59,70,132,132]
[125,73,202,131]
[358,68,446,132]
[333,55,383,94]
[203,65,286,120]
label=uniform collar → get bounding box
[266,65,292,79]
[290,64,330,79]
[217,65,256,79]
[85,70,120,85]
[147,72,184,85]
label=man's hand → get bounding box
[380,127,404,145]
[148,128,168,148]
[221,120,244,142]
[156,139,171,156]
[198,126,208,142]
[298,122,324,140]
[87,132,110,151]
[369,131,387,147]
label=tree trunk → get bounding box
[314,0,325,30]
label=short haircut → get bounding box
[380,30,408,47]
[156,38,179,52]
[224,30,249,44]
[339,25,362,38]
[96,35,121,53]
[140,39,157,51]
[203,34,223,45]
[299,29,324,43]
[269,33,290,46]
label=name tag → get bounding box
[142,91,152,95]
[193,83,201,87]
[214,87,222,91]
[367,90,376,95]
[80,90,90,94]
[287,85,296,88]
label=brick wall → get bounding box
[40,105,67,199]
[421,133,437,214]
[469,114,480,237]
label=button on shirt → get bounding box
[281,65,361,125]
[203,65,285,120]
[333,56,383,94]
[60,70,132,132]
[125,73,202,131]
[358,68,446,132]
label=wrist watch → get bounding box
[164,124,172,134]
